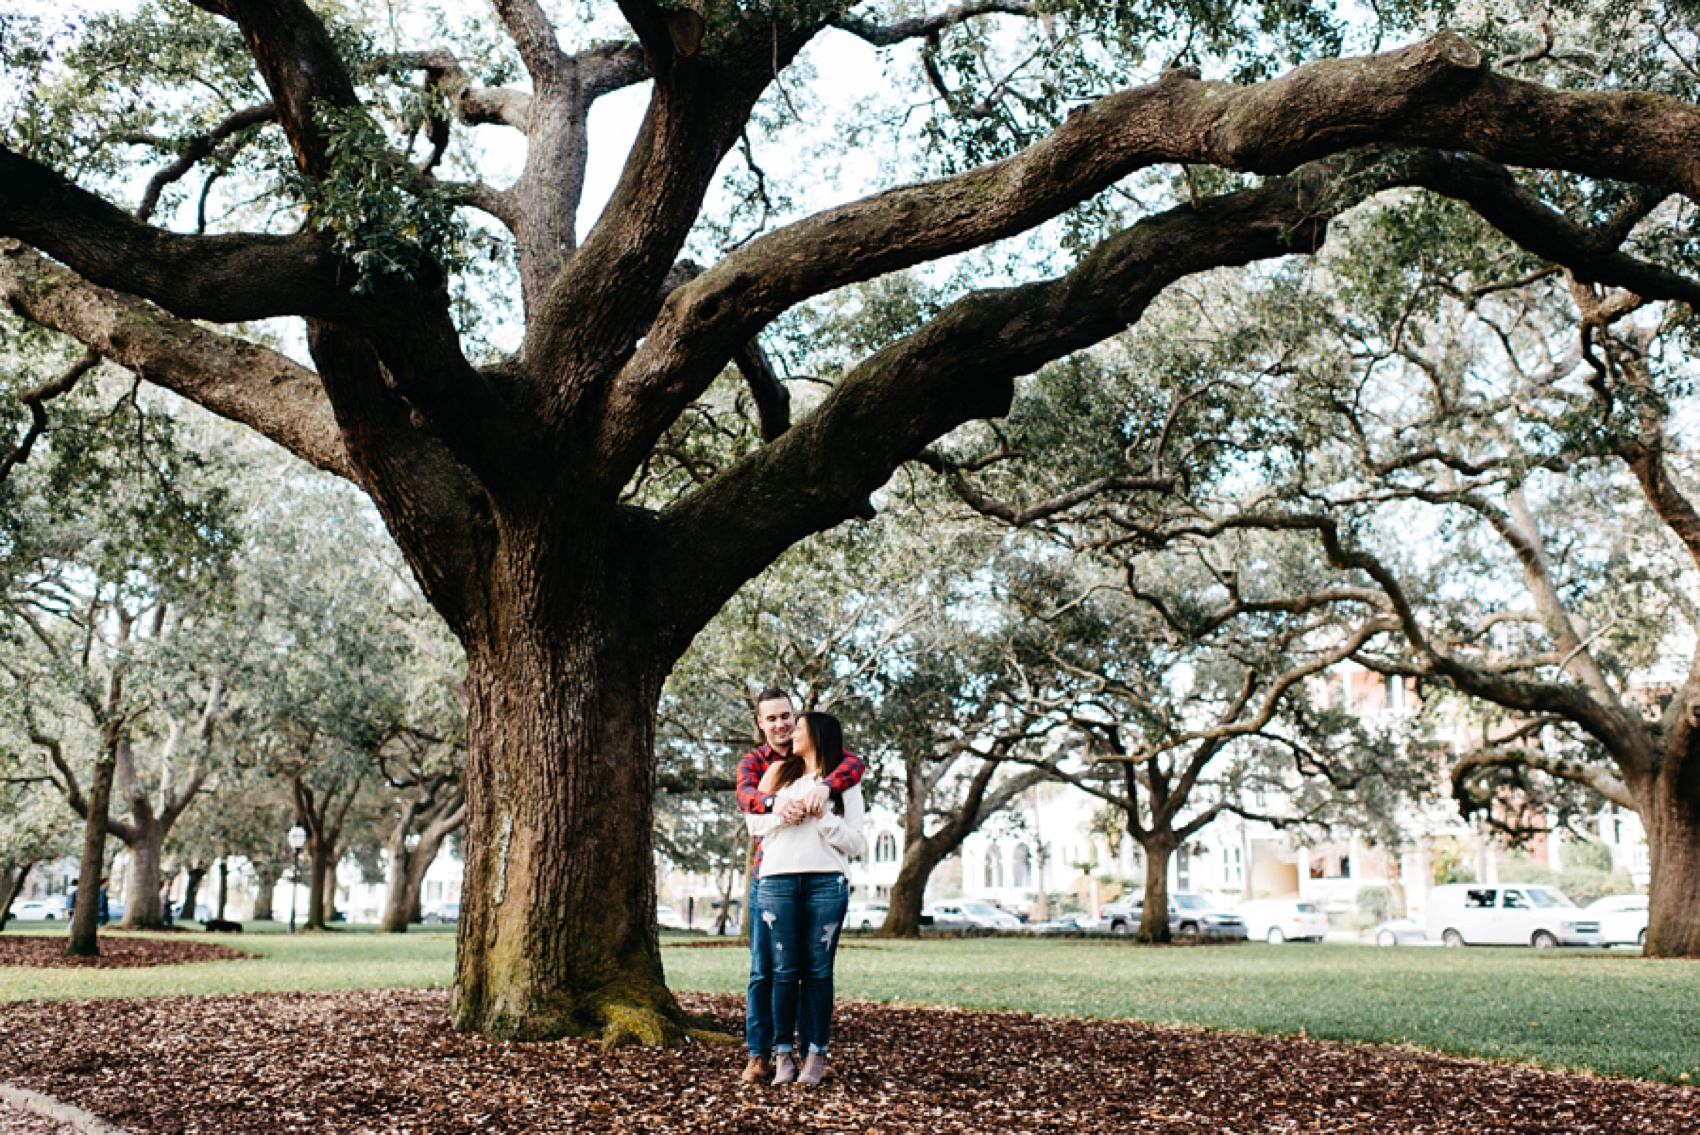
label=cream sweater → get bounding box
[746,774,866,876]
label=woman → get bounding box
[746,711,866,1086]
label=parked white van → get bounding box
[1425,884,1605,948]
[1236,898,1329,943]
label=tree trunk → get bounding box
[251,867,277,922]
[117,819,166,929]
[380,808,459,933]
[307,844,334,930]
[216,858,229,920]
[449,627,690,1045]
[0,861,34,933]
[878,837,954,939]
[1136,836,1177,944]
[180,862,208,925]
[67,755,116,957]
[380,841,412,932]
[1643,778,1700,955]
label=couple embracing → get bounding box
[734,687,867,1086]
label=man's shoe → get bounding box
[739,1056,771,1084]
[798,1051,828,1086]
[771,1051,799,1085]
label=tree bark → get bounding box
[1135,834,1178,944]
[879,838,955,939]
[117,818,167,929]
[66,754,115,957]
[180,862,208,925]
[251,866,277,922]
[379,803,461,933]
[216,858,229,920]
[307,844,335,929]
[449,616,692,1045]
[0,861,34,933]
[1644,775,1700,955]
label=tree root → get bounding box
[596,1002,738,1049]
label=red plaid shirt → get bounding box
[737,742,865,879]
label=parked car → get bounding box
[1236,898,1328,943]
[422,902,460,924]
[1097,899,1143,935]
[7,900,59,921]
[655,904,689,930]
[845,902,888,931]
[1099,893,1247,941]
[1586,894,1649,947]
[1032,911,1098,934]
[1168,893,1247,940]
[1425,883,1604,948]
[924,900,1022,930]
[1372,917,1428,947]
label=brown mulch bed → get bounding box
[1,991,1695,1133]
[0,936,248,969]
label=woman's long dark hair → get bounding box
[772,712,846,815]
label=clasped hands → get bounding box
[776,784,831,825]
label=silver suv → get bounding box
[1098,892,1247,940]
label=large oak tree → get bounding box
[9,0,1700,1035]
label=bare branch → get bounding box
[0,349,100,484]
[913,449,1177,525]
[834,1,1035,46]
[135,102,277,223]
[1402,150,1700,309]
[1453,743,1635,809]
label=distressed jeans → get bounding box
[745,878,775,1057]
[757,872,849,1055]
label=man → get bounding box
[735,687,864,1084]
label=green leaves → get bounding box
[296,104,467,294]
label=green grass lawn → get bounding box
[4,926,1696,1084]
[0,923,457,1001]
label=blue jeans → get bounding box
[745,879,774,1057]
[757,872,849,1055]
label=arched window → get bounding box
[875,832,898,864]
[984,844,1000,888]
[1012,845,1031,889]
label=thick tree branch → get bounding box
[492,0,568,86]
[577,41,652,101]
[0,240,352,479]
[649,176,1334,652]
[0,149,349,323]
[628,30,1700,456]
[188,0,362,178]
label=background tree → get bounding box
[0,370,242,942]
[10,0,1700,1026]
[1137,195,1700,955]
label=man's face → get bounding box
[756,696,796,752]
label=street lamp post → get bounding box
[287,824,307,934]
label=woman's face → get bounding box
[791,717,815,758]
